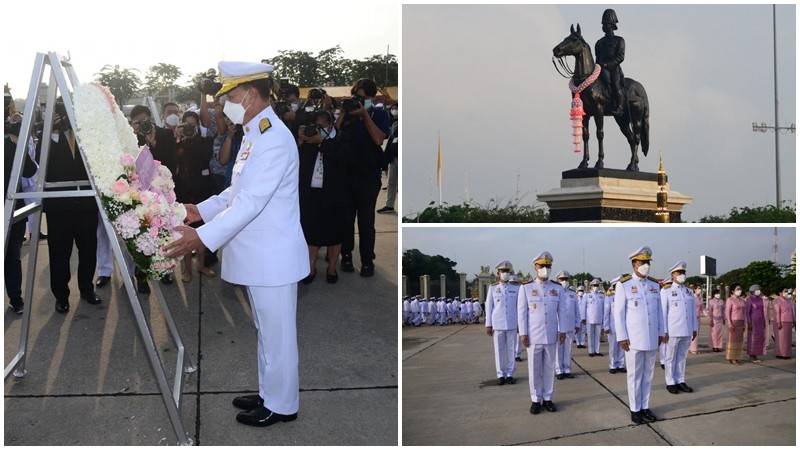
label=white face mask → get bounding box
[537,267,550,279]
[637,263,650,277]
[577,292,584,297]
[714,294,721,299]
[754,290,761,296]
[165,114,180,127]
[560,280,568,288]
[499,272,510,282]
[784,292,792,299]
[734,289,742,297]
[675,274,686,284]
[591,286,598,293]
[223,91,251,125]
[363,99,373,109]
[390,108,398,117]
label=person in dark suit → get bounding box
[4,120,38,313]
[40,103,102,313]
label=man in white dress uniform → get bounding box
[164,61,309,428]
[485,260,519,386]
[660,260,697,394]
[554,270,580,379]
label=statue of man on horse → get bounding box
[553,9,650,171]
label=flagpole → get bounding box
[437,131,442,206]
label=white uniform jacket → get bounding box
[603,294,616,334]
[577,294,587,322]
[614,274,664,351]
[485,282,519,331]
[586,291,606,324]
[562,288,581,331]
[517,279,570,344]
[660,282,698,338]
[197,106,309,286]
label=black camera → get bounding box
[182,122,197,139]
[342,95,363,113]
[139,118,154,135]
[5,120,21,137]
[308,88,326,100]
[199,68,223,96]
[304,124,318,137]
[274,101,291,119]
[278,78,290,101]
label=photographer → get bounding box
[296,110,349,284]
[40,100,102,313]
[334,78,390,277]
[5,120,38,313]
[377,103,398,214]
[198,70,229,195]
[162,102,182,132]
[274,82,302,136]
[218,114,244,189]
[174,110,216,281]
[129,105,177,175]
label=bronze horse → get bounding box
[553,24,650,171]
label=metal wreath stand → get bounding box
[4,52,196,446]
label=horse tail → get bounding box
[641,100,650,157]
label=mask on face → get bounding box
[577,292,584,297]
[784,292,792,299]
[754,289,761,296]
[637,263,650,277]
[734,289,742,297]
[290,102,299,112]
[499,272,510,282]
[165,114,180,127]
[223,91,251,125]
[537,267,550,279]
[363,99,373,109]
[591,286,598,293]
[675,274,686,284]
[714,294,721,299]
[560,280,568,288]
[390,108,398,117]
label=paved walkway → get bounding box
[402,317,795,445]
[5,189,398,445]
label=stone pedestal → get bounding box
[537,168,692,222]
[440,274,447,298]
[459,273,467,299]
[420,275,430,298]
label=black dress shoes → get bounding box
[96,276,111,288]
[505,376,516,385]
[678,382,693,393]
[543,400,557,412]
[10,299,24,314]
[666,384,680,394]
[530,402,541,414]
[617,367,627,373]
[564,373,574,378]
[326,271,338,284]
[556,373,564,380]
[589,353,595,357]
[595,352,603,357]
[497,377,506,386]
[232,394,264,410]
[341,254,354,273]
[55,299,70,313]
[236,406,297,427]
[360,263,375,277]
[641,409,657,422]
[631,411,646,424]
[82,292,102,305]
[609,368,617,374]
[515,356,523,362]
[660,364,665,369]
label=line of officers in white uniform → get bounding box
[481,247,698,424]
[402,296,483,326]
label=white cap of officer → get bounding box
[628,246,653,261]
[668,261,687,273]
[215,61,275,97]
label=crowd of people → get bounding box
[4,71,399,316]
[403,248,795,423]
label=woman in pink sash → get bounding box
[725,283,746,365]
[745,284,766,363]
[708,289,725,352]
[690,285,709,354]
[773,287,795,359]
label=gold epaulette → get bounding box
[661,281,673,290]
[647,276,660,283]
[490,282,499,286]
[522,280,533,285]
[510,280,520,285]
[619,273,632,283]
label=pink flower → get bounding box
[166,191,176,203]
[113,179,129,194]
[149,226,158,237]
[120,154,135,167]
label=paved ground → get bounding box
[5,188,398,446]
[402,317,795,446]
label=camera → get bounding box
[199,68,223,96]
[5,120,21,136]
[342,95,363,113]
[304,124,318,137]
[274,101,291,119]
[182,122,197,139]
[278,78,290,100]
[307,88,326,100]
[139,118,154,135]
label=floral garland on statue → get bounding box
[73,82,186,280]
[567,64,602,153]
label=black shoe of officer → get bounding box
[609,368,617,374]
[530,402,541,414]
[341,253,354,273]
[556,373,564,380]
[678,382,693,393]
[236,406,297,427]
[666,384,680,394]
[81,292,102,305]
[543,400,557,412]
[95,276,111,288]
[641,409,657,422]
[360,263,375,277]
[232,394,264,410]
[631,411,646,424]
[515,356,522,362]
[9,299,24,315]
[55,298,70,313]
[497,377,506,386]
[505,376,515,385]
[617,367,627,373]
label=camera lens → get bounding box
[139,119,153,135]
[182,123,197,139]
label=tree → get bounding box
[315,46,353,86]
[350,54,398,88]
[572,272,597,287]
[698,203,796,223]
[94,65,141,108]
[403,199,549,223]
[686,276,705,287]
[145,63,183,101]
[402,249,459,295]
[268,50,318,87]
[740,261,782,295]
[717,267,746,289]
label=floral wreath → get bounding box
[73,82,186,280]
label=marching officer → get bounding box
[472,297,483,324]
[485,261,520,385]
[575,285,587,348]
[410,295,421,326]
[661,261,697,394]
[604,277,626,374]
[555,270,581,379]
[586,279,606,356]
[595,8,627,116]
[518,251,569,414]
[613,246,665,425]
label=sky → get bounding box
[4,1,399,98]
[402,226,797,284]
[401,4,796,222]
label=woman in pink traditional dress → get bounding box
[745,284,767,363]
[725,283,746,365]
[708,289,725,352]
[773,286,795,359]
[690,285,709,354]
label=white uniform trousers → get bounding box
[659,342,667,365]
[515,333,523,358]
[624,349,656,412]
[526,343,556,402]
[438,311,447,325]
[412,312,422,326]
[664,336,690,385]
[587,323,602,354]
[493,329,516,378]
[247,284,299,415]
[607,332,624,369]
[556,331,575,374]
[575,322,587,346]
[96,216,134,277]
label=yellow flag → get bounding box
[436,135,442,187]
